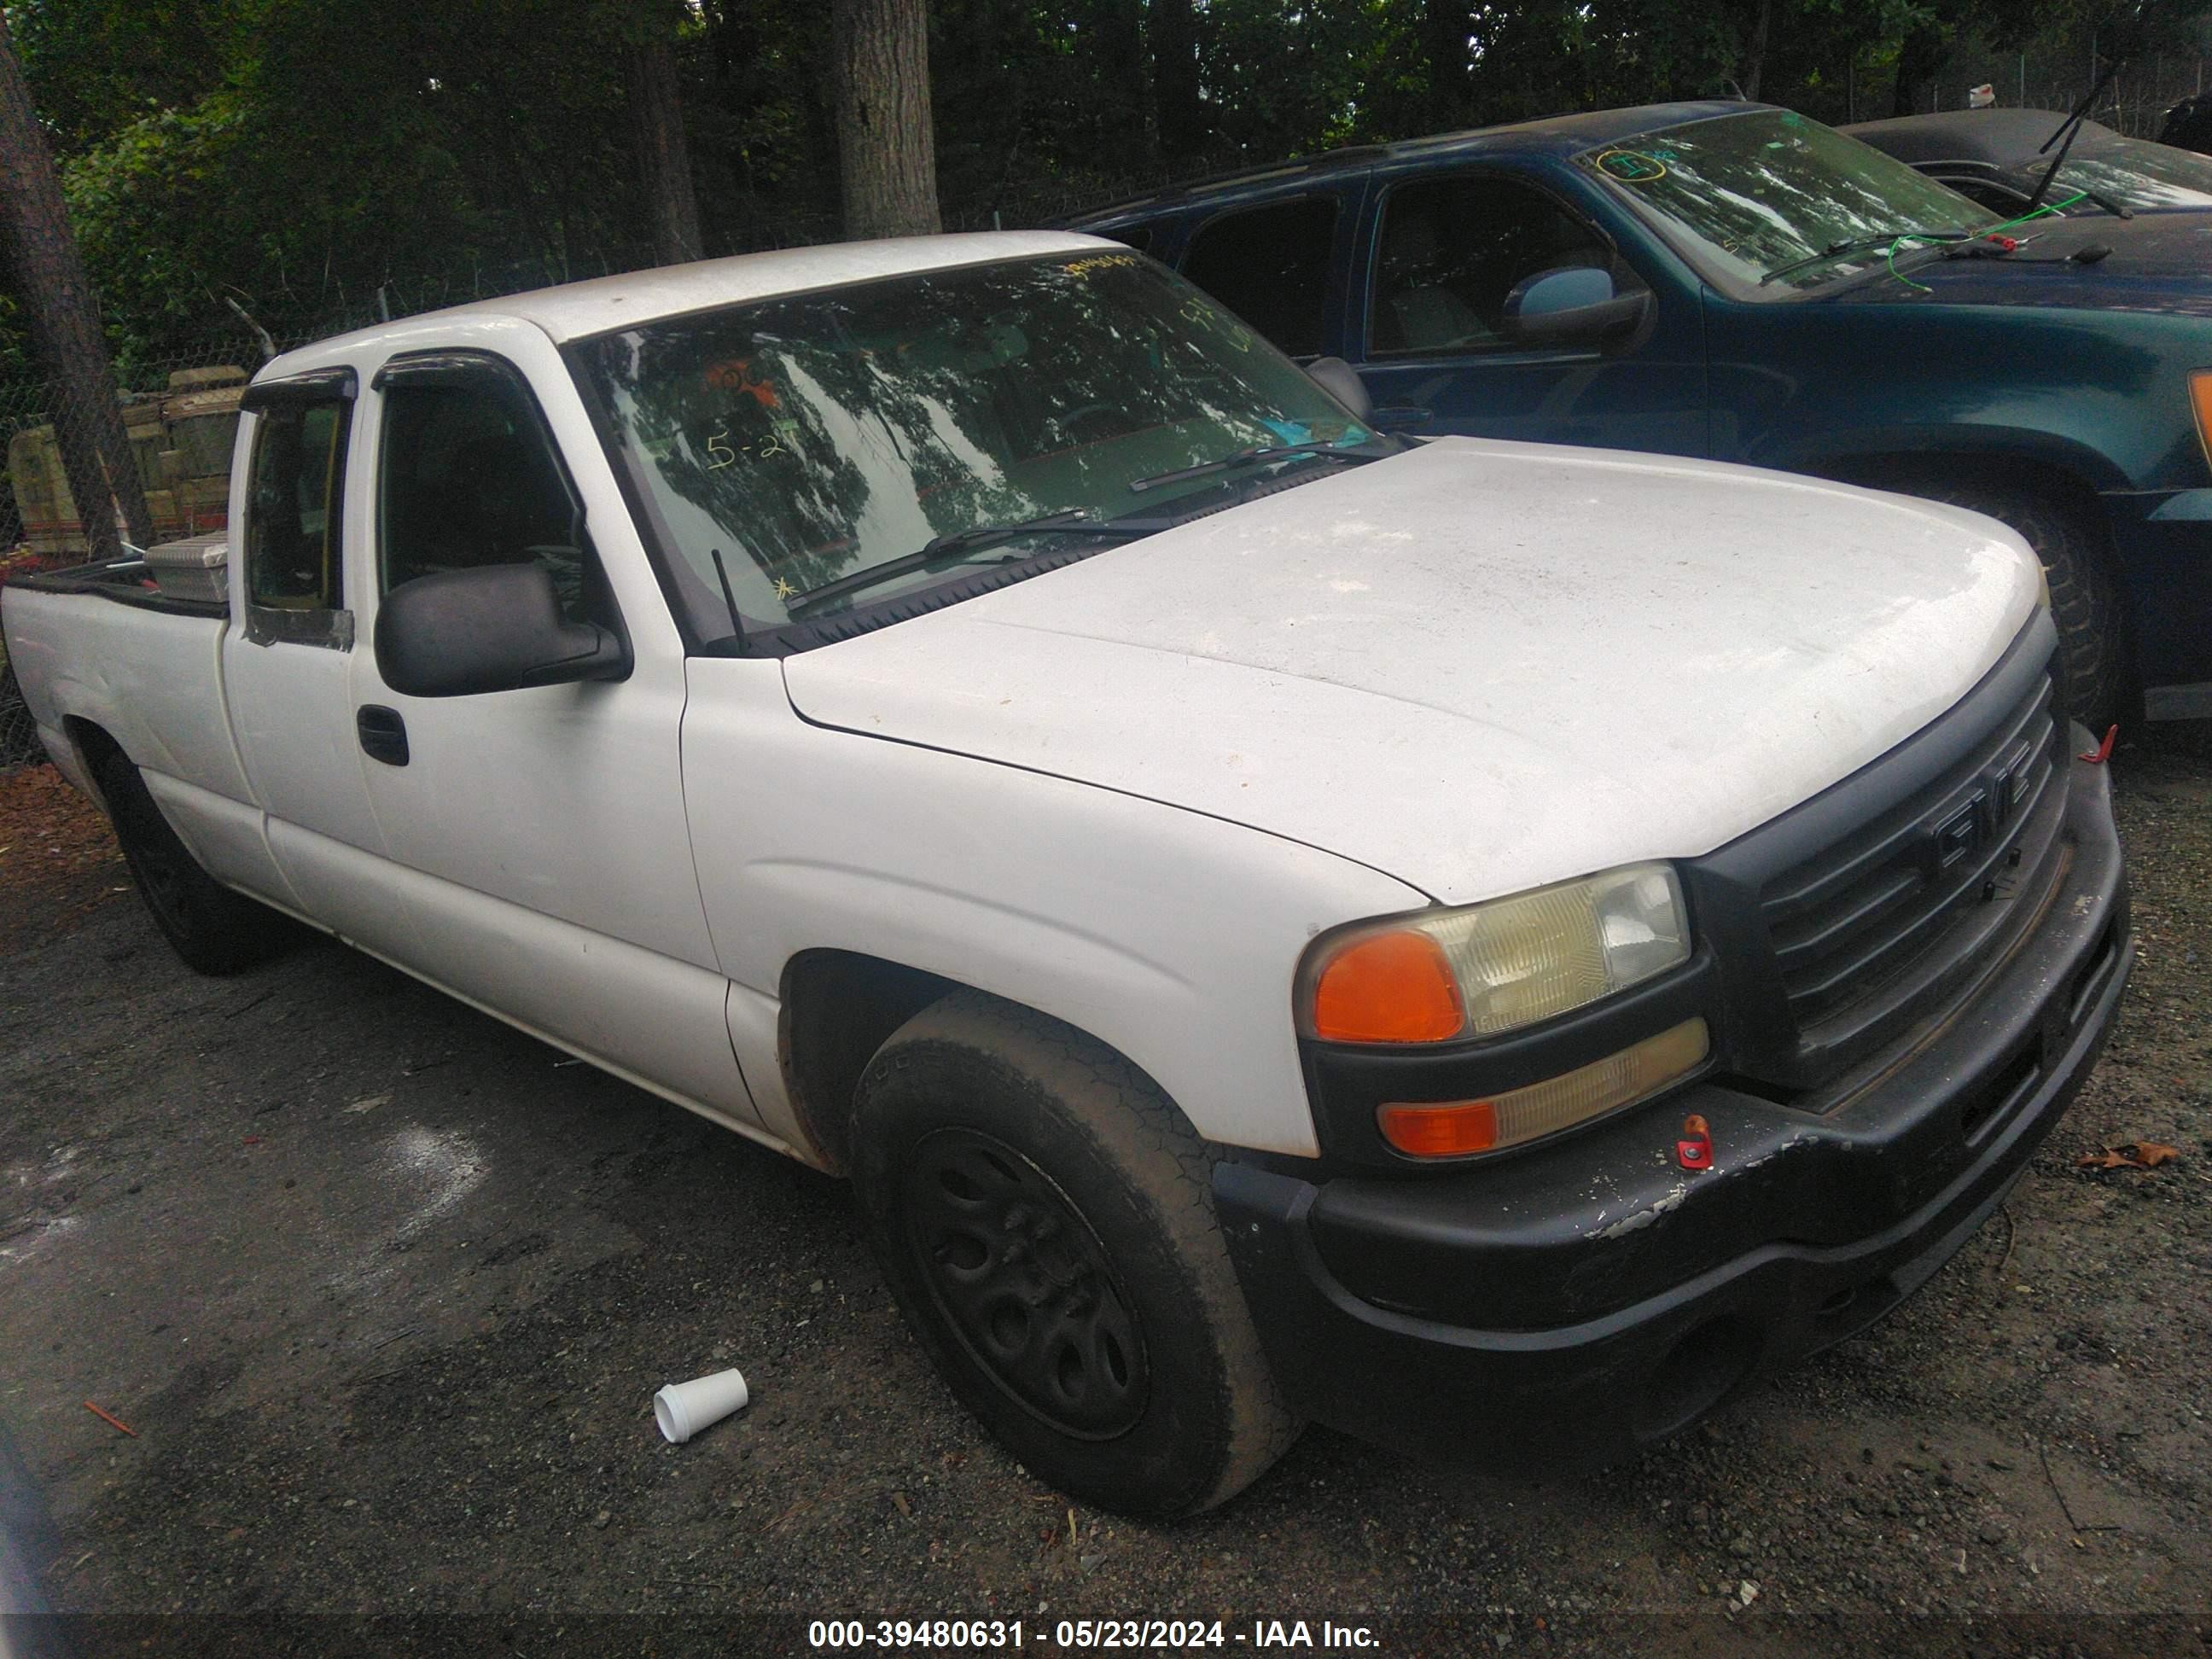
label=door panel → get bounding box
[220,384,418,958]
[375,850,763,1136]
[1348,169,1708,457]
[348,329,756,1126]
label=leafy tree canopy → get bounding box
[3,0,2208,362]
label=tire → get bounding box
[848,992,1301,1517]
[98,749,288,975]
[1901,480,2130,731]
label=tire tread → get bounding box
[853,991,1301,1515]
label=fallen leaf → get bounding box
[2078,1142,2181,1171]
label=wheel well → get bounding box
[1818,451,2104,527]
[61,717,123,800]
[777,950,962,1176]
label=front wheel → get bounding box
[848,992,1301,1517]
[1899,480,2131,731]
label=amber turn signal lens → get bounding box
[2192,370,2212,474]
[1377,1098,1499,1158]
[1310,928,1464,1044]
[1377,1018,1711,1160]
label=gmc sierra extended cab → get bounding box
[1,233,2132,1516]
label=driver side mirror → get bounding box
[375,563,631,698]
[1305,356,1375,423]
[1502,267,1653,351]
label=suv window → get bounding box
[1371,177,1616,356]
[378,364,591,626]
[243,399,349,614]
[1181,196,1338,358]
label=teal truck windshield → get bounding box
[573,252,1371,637]
[1579,108,1999,292]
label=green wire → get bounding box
[1887,190,2091,293]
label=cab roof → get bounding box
[1057,100,1757,226]
[259,231,1105,377]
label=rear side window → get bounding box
[243,399,349,614]
[1181,196,1339,358]
[1102,224,1153,253]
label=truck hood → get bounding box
[1834,212,2212,316]
[780,439,2040,906]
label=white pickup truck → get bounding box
[3,233,2132,1516]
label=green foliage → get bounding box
[4,0,2209,361]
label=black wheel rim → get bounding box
[901,1127,1150,1441]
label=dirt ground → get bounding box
[1,726,2208,1659]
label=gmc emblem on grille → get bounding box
[1931,799,1984,870]
[1988,742,2033,826]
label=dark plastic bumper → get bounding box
[2104,485,2212,713]
[1215,752,2132,1474]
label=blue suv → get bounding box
[1058,100,2212,730]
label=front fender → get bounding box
[680,656,1429,1158]
[1708,296,2203,494]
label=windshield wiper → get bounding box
[1126,440,1380,495]
[2024,50,2129,217]
[1760,230,1970,285]
[784,509,1148,618]
[2068,184,2135,219]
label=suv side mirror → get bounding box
[1305,356,1375,423]
[1502,267,1653,351]
[375,563,631,697]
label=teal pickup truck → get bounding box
[1061,101,2212,730]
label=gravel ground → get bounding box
[0,725,2208,1658]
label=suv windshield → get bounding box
[573,251,1372,640]
[1578,108,1998,293]
[2049,131,2212,210]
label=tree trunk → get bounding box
[832,0,942,239]
[1424,0,1473,131]
[1152,0,1206,160]
[626,32,706,265]
[1094,0,1148,163]
[1891,22,1948,119]
[0,12,152,558]
[1742,0,1773,102]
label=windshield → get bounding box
[573,252,1371,639]
[1578,108,1999,292]
[2052,131,2212,210]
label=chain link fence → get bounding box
[1886,30,2211,134]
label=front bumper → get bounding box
[1214,750,2131,1473]
[2104,485,2212,716]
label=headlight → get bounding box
[1300,863,1691,1045]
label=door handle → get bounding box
[357,705,410,767]
[1371,405,1432,429]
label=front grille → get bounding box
[1756,659,2065,1050]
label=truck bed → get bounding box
[10,553,229,620]
[0,562,251,815]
